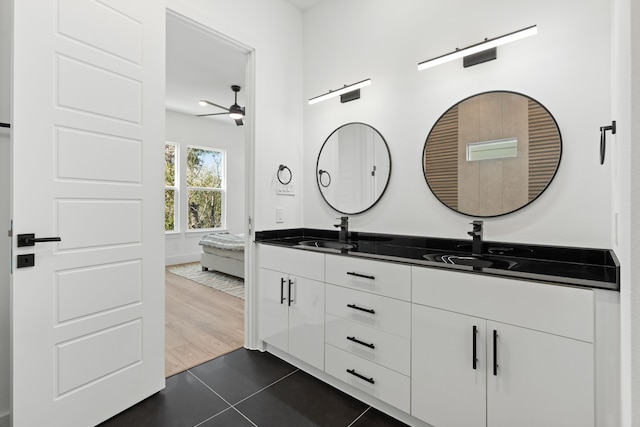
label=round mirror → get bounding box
[423,91,561,217]
[316,123,392,215]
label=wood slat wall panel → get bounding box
[528,101,561,200]
[425,107,459,209]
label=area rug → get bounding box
[168,262,244,299]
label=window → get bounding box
[187,146,225,230]
[165,143,177,232]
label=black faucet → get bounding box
[467,220,483,256]
[334,217,349,243]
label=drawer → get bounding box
[258,244,324,281]
[326,284,411,339]
[325,255,411,301]
[325,314,410,376]
[412,266,594,342]
[325,344,410,413]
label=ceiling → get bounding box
[165,14,247,121]
[165,2,324,121]
[286,0,323,10]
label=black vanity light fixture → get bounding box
[308,79,372,105]
[417,25,537,70]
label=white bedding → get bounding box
[199,232,245,251]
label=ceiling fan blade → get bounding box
[235,118,244,126]
[196,112,228,117]
[200,100,229,111]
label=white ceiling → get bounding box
[165,2,324,121]
[165,14,247,121]
[286,0,323,10]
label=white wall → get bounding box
[303,0,612,249]
[612,0,640,424]
[165,110,245,265]
[165,0,304,233]
[0,0,10,423]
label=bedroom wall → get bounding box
[165,0,304,233]
[302,0,612,249]
[0,0,10,423]
[165,109,245,265]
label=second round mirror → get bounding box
[316,123,391,215]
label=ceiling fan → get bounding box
[197,85,245,126]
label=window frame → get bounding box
[164,142,179,234]
[185,145,227,232]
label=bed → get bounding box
[199,232,245,279]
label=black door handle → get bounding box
[17,233,61,247]
[472,325,478,370]
[280,278,286,304]
[288,278,294,306]
[493,329,498,376]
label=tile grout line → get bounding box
[346,406,372,427]
[230,368,301,408]
[186,369,238,427]
[187,367,300,426]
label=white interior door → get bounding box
[11,1,165,426]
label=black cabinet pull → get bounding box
[280,278,286,304]
[472,325,478,370]
[493,329,498,376]
[346,271,375,280]
[347,303,375,314]
[288,278,294,306]
[17,233,61,247]
[347,336,375,349]
[346,369,375,384]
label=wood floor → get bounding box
[165,267,244,377]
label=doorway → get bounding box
[164,11,251,377]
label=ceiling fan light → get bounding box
[198,100,208,106]
[228,104,244,120]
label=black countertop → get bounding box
[254,228,620,291]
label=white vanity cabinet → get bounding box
[324,255,412,413]
[411,267,595,427]
[257,244,325,370]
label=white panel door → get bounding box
[11,1,165,426]
[412,304,486,427]
[487,321,594,427]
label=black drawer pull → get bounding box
[346,368,375,384]
[347,304,375,314]
[280,278,286,304]
[347,336,375,349]
[347,271,375,280]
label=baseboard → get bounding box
[165,253,200,266]
[0,412,10,427]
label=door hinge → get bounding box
[248,216,252,233]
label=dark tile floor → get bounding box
[99,348,409,427]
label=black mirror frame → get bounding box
[316,122,392,215]
[422,90,562,218]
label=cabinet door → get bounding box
[412,304,486,427]
[487,321,594,427]
[258,268,289,352]
[288,276,325,370]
